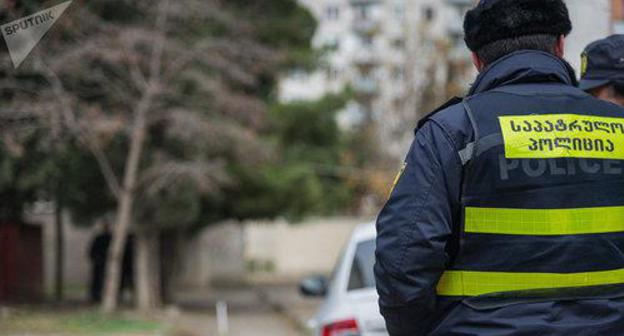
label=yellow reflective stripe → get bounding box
[499,114,624,159]
[388,162,406,197]
[437,269,624,297]
[465,206,624,235]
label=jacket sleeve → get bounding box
[374,121,463,336]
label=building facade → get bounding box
[280,0,614,161]
[565,0,612,71]
[279,0,473,160]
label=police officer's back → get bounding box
[374,0,624,335]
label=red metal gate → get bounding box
[0,222,43,302]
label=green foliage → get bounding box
[86,0,144,23]
[225,163,324,221]
[267,94,357,218]
[0,0,364,228]
[0,128,56,221]
[61,143,119,226]
[202,93,356,223]
[269,95,345,151]
[226,0,316,49]
[226,0,318,70]
[136,180,201,230]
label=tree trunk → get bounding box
[101,188,135,313]
[101,106,148,313]
[135,230,161,311]
[100,0,167,313]
[54,198,64,301]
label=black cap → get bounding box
[464,0,572,52]
[579,35,624,91]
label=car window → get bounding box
[347,239,376,291]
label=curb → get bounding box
[255,288,310,335]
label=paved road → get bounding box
[172,310,303,336]
[170,285,319,336]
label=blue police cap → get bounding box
[579,35,624,91]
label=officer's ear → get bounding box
[555,34,565,58]
[471,52,485,72]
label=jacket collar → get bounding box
[469,50,578,96]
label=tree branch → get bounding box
[35,57,122,200]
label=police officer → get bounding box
[374,0,624,335]
[580,35,624,106]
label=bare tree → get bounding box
[0,0,282,312]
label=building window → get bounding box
[361,35,374,48]
[324,37,340,51]
[424,6,435,22]
[394,1,405,19]
[392,66,405,80]
[325,5,340,20]
[326,67,340,81]
[354,4,371,20]
[289,69,307,80]
[393,98,405,112]
[392,38,405,49]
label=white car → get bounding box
[300,222,388,336]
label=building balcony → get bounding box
[352,49,379,67]
[352,18,381,36]
[352,76,378,97]
[350,0,380,4]
[445,0,473,6]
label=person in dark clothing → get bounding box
[375,0,624,335]
[120,234,135,302]
[579,35,624,106]
[88,223,135,304]
[88,222,111,303]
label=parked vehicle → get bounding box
[300,222,387,336]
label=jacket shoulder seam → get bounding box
[394,126,443,279]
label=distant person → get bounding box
[88,222,135,304]
[375,0,624,335]
[88,221,111,303]
[120,234,135,303]
[580,35,624,106]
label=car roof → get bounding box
[351,222,376,243]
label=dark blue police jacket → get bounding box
[375,50,624,336]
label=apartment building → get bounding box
[279,0,612,161]
[564,0,611,71]
[279,0,473,159]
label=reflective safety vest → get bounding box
[436,84,624,298]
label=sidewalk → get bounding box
[256,284,323,331]
[169,284,320,336]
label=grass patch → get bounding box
[0,308,163,335]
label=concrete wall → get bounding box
[175,217,368,286]
[245,217,368,278]
[174,221,246,287]
[26,204,93,299]
[29,204,368,291]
